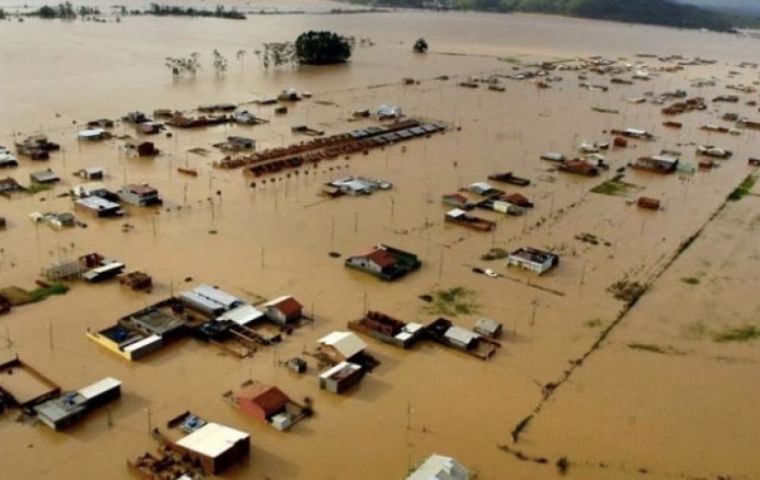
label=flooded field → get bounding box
[1,2,759,479]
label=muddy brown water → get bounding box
[0,3,759,479]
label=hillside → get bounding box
[351,0,747,31]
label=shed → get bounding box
[30,169,60,184]
[319,362,364,394]
[236,384,290,423]
[264,296,303,325]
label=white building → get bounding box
[407,454,470,480]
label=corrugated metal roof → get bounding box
[407,454,470,480]
[318,331,367,359]
[217,304,264,326]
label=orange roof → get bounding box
[272,296,302,317]
[238,385,290,417]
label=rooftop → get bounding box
[175,422,250,459]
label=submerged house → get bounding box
[407,454,470,480]
[75,196,124,218]
[263,296,303,326]
[319,362,365,394]
[317,331,367,364]
[630,155,679,173]
[118,184,162,206]
[345,244,421,281]
[170,421,250,475]
[234,383,307,431]
[348,311,425,349]
[30,169,60,184]
[34,377,121,431]
[507,247,559,275]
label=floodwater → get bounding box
[1,2,759,479]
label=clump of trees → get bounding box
[0,8,6,20]
[165,53,201,78]
[29,3,101,19]
[212,49,228,75]
[146,4,245,20]
[413,38,428,53]
[258,42,296,69]
[295,30,352,65]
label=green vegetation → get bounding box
[627,343,684,355]
[30,283,69,302]
[295,31,352,65]
[501,56,523,65]
[591,175,640,197]
[481,247,508,261]
[30,2,100,19]
[608,279,648,304]
[681,276,700,285]
[349,0,747,31]
[727,174,757,201]
[584,318,603,328]
[145,4,245,19]
[712,324,760,343]
[27,183,53,195]
[413,37,429,53]
[424,286,480,316]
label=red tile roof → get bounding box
[273,296,302,318]
[366,249,397,268]
[238,385,289,417]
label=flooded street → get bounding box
[1,2,759,479]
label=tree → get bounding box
[212,49,228,75]
[413,38,428,53]
[165,52,201,78]
[260,42,296,70]
[294,31,352,65]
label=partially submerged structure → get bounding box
[407,454,470,480]
[345,244,421,281]
[0,356,60,410]
[630,155,679,173]
[348,311,425,349]
[445,209,496,232]
[317,331,367,364]
[507,247,559,275]
[232,383,309,431]
[34,377,121,430]
[319,362,365,394]
[118,184,163,207]
[425,318,499,360]
[165,413,250,475]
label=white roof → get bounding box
[650,155,679,164]
[405,322,424,334]
[216,304,264,326]
[123,334,162,353]
[78,377,121,400]
[444,326,480,345]
[76,196,121,210]
[446,209,467,218]
[625,128,647,136]
[78,128,105,138]
[318,331,367,359]
[407,454,470,480]
[263,295,295,308]
[176,422,249,459]
[319,361,362,380]
[469,182,492,192]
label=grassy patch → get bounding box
[29,283,69,302]
[585,318,603,328]
[608,279,648,304]
[712,325,760,343]
[728,174,757,201]
[423,287,480,316]
[627,343,684,355]
[681,277,700,285]
[501,56,522,65]
[27,183,53,195]
[591,175,641,197]
[481,247,508,261]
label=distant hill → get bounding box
[678,0,760,17]
[351,0,755,31]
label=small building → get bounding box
[75,167,104,180]
[118,184,162,206]
[179,284,243,318]
[507,247,559,275]
[130,141,159,157]
[263,296,303,326]
[0,148,18,168]
[474,318,503,339]
[34,377,121,430]
[468,182,502,197]
[235,384,306,431]
[86,324,162,361]
[75,196,124,218]
[442,193,475,210]
[345,244,421,281]
[558,160,599,177]
[30,169,60,184]
[0,356,60,408]
[120,271,153,291]
[120,306,186,341]
[317,331,367,363]
[319,361,364,394]
[631,155,679,173]
[83,261,125,282]
[172,422,250,475]
[407,454,470,480]
[77,128,108,141]
[637,197,661,211]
